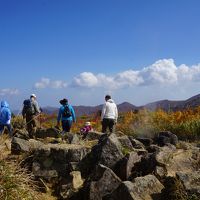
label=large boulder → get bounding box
[159,145,200,177]
[155,131,178,146]
[106,175,164,200]
[83,164,122,200]
[13,129,29,140]
[160,176,188,200]
[35,128,60,139]
[32,144,91,178]
[85,131,104,140]
[136,137,153,146]
[63,132,80,144]
[59,171,84,199]
[95,133,124,169]
[115,151,145,181]
[79,133,124,178]
[128,137,145,150]
[118,135,134,150]
[11,137,44,154]
[177,171,200,196]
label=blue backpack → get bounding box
[23,99,35,115]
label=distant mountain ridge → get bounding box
[14,93,200,116]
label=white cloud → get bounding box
[72,72,99,87]
[71,59,200,89]
[141,59,178,84]
[34,77,67,89]
[0,88,19,96]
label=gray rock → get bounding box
[35,128,60,138]
[63,132,80,144]
[128,137,145,149]
[83,164,122,200]
[107,175,164,200]
[177,171,200,195]
[11,137,30,154]
[118,135,134,150]
[156,131,178,146]
[11,137,43,154]
[32,144,90,177]
[95,133,124,169]
[79,133,124,178]
[136,137,153,146]
[85,131,104,140]
[13,129,29,140]
[115,151,143,181]
[32,162,58,177]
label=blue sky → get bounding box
[1,0,200,109]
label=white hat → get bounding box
[85,121,91,126]
[30,94,37,98]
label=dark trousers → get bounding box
[62,120,72,132]
[102,118,115,133]
[0,123,12,137]
[26,115,37,137]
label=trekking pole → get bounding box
[25,113,42,126]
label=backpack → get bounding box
[62,105,72,118]
[23,99,35,115]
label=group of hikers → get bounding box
[0,94,118,138]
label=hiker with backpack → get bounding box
[56,98,76,132]
[22,94,41,138]
[101,95,118,134]
[0,100,12,137]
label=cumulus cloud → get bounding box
[71,59,200,89]
[0,88,19,96]
[34,78,67,89]
[72,72,99,87]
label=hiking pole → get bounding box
[25,113,42,126]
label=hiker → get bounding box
[0,100,12,137]
[22,94,41,138]
[56,98,76,132]
[101,95,118,133]
[80,121,93,139]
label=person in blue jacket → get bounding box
[56,98,76,132]
[0,100,12,137]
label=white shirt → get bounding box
[101,99,118,121]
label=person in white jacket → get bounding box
[101,95,118,133]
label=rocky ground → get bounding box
[1,128,200,200]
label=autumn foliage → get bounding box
[12,107,200,140]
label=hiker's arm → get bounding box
[101,103,106,121]
[34,101,41,114]
[56,108,62,126]
[71,106,76,122]
[115,105,118,123]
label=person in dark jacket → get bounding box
[56,98,76,132]
[0,100,12,137]
[22,94,41,137]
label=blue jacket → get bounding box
[0,101,11,125]
[57,104,76,122]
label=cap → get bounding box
[85,121,91,126]
[30,94,37,98]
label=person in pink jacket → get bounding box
[80,121,93,139]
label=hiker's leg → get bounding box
[102,118,108,133]
[108,119,115,133]
[65,120,72,132]
[6,124,12,137]
[32,118,37,136]
[26,115,32,134]
[0,124,4,135]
